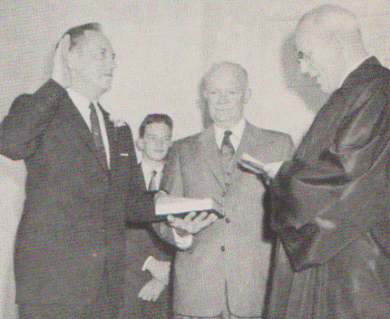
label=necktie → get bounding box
[89,103,107,165]
[148,170,158,191]
[221,130,235,160]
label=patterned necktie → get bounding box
[221,130,235,160]
[148,170,158,191]
[89,103,107,165]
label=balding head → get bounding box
[204,62,249,91]
[203,62,251,129]
[295,5,368,94]
[296,5,364,48]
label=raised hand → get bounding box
[52,34,71,88]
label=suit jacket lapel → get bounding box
[231,122,258,183]
[58,95,109,173]
[200,126,225,189]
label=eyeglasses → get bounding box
[297,51,312,64]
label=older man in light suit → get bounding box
[159,62,294,319]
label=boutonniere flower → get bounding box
[109,115,128,142]
[109,115,127,128]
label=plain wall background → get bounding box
[1,1,390,317]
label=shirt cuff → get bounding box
[142,256,155,272]
[172,228,193,250]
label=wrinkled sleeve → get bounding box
[271,80,390,271]
[0,79,66,160]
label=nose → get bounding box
[217,92,229,104]
[299,60,317,78]
[299,59,309,75]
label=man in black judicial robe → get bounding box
[268,5,390,318]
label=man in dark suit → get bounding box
[268,5,390,318]
[0,23,161,319]
[120,114,174,319]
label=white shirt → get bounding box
[172,118,247,250]
[213,117,246,151]
[140,159,165,190]
[67,88,110,167]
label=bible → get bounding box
[155,197,223,218]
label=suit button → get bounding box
[221,246,225,252]
[225,218,231,223]
[225,182,230,187]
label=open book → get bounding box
[239,153,284,179]
[155,197,223,218]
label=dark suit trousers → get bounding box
[18,268,120,319]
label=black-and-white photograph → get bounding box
[1,1,390,318]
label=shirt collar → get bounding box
[213,117,246,150]
[66,88,95,129]
[67,88,92,109]
[141,158,165,174]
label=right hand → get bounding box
[167,211,218,235]
[52,34,71,88]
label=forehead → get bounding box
[205,66,245,89]
[295,23,325,52]
[80,31,114,52]
[144,122,172,135]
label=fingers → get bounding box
[138,279,165,302]
[167,211,218,234]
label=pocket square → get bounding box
[120,153,129,157]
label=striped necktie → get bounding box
[148,170,158,191]
[89,103,107,165]
[221,130,235,160]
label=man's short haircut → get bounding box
[57,22,102,50]
[204,61,249,90]
[139,114,173,138]
[297,5,362,43]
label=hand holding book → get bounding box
[239,153,284,182]
[154,193,221,234]
[167,211,219,235]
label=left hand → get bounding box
[138,278,166,302]
[167,211,218,234]
[146,258,171,285]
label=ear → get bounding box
[243,88,252,104]
[331,32,344,54]
[136,138,144,152]
[202,89,208,100]
[67,50,79,70]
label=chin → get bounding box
[320,85,336,94]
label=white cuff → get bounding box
[142,256,155,271]
[172,228,193,250]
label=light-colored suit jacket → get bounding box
[160,121,294,317]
